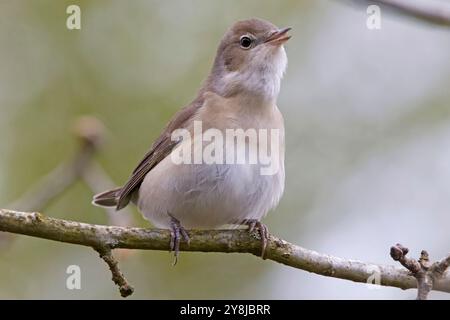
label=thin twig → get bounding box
[95,247,134,297]
[346,0,450,26]
[1,209,449,298]
[435,255,450,277]
[6,116,104,211]
[391,243,450,300]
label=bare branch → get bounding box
[391,244,450,300]
[1,116,137,259]
[1,209,449,298]
[7,116,105,211]
[95,247,134,297]
[376,0,450,26]
[390,243,421,273]
[435,254,450,277]
[347,0,450,26]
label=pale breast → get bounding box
[136,92,285,229]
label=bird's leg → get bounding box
[168,213,190,265]
[243,219,269,259]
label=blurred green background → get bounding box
[1,0,450,299]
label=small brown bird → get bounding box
[93,18,291,262]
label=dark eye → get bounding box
[240,36,253,49]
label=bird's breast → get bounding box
[137,92,285,229]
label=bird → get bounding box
[93,18,291,263]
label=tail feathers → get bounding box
[92,187,122,208]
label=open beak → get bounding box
[264,27,292,45]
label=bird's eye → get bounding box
[239,36,253,49]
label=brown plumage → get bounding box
[92,18,291,261]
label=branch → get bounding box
[2,116,135,256]
[391,244,450,300]
[95,247,134,297]
[7,116,105,211]
[1,209,449,298]
[348,0,450,26]
[375,0,450,26]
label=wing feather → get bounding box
[115,100,202,210]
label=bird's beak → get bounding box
[264,27,292,45]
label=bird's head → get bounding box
[208,18,291,102]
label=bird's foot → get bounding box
[243,219,269,259]
[168,214,190,265]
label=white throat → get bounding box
[217,46,287,103]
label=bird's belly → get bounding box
[137,101,285,229]
[136,159,284,229]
